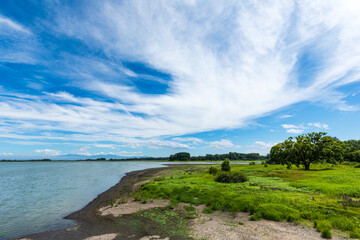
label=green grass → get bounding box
[118,207,189,239]
[134,164,360,239]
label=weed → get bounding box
[184,206,195,212]
[107,200,116,207]
[215,172,248,183]
[321,228,332,239]
[209,166,219,175]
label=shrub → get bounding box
[249,212,262,221]
[350,228,360,238]
[208,166,219,175]
[249,162,256,165]
[315,220,332,232]
[215,172,248,183]
[184,206,195,212]
[321,229,332,239]
[221,158,231,171]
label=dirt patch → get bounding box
[99,199,170,217]
[139,235,170,240]
[84,233,118,240]
[189,205,347,240]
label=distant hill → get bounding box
[51,154,138,161]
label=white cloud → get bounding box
[281,124,302,129]
[308,122,329,129]
[171,137,203,144]
[255,141,275,149]
[281,124,306,134]
[286,129,304,134]
[34,149,61,156]
[1,1,360,145]
[280,115,293,119]
[209,139,234,150]
[0,153,14,156]
[94,144,115,149]
[0,15,30,34]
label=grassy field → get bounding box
[134,163,360,239]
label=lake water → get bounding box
[0,161,175,239]
[0,161,250,239]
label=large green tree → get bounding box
[270,132,345,170]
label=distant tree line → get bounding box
[169,151,268,161]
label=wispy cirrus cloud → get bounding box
[0,1,360,154]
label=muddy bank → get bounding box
[14,167,168,240]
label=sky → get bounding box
[1,0,360,159]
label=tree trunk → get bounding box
[304,163,310,170]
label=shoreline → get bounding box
[14,166,168,240]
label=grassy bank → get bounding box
[133,164,360,239]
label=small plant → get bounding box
[249,212,262,221]
[264,162,268,167]
[107,200,116,207]
[249,162,256,165]
[221,158,231,171]
[208,166,219,175]
[215,172,248,183]
[238,221,244,225]
[350,228,360,238]
[203,207,214,214]
[184,206,195,212]
[321,229,332,239]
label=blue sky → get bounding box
[1,0,360,159]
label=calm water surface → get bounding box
[0,161,172,239]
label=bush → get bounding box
[350,228,360,238]
[249,162,256,165]
[249,212,262,221]
[208,166,219,175]
[221,159,231,171]
[315,220,332,232]
[215,172,248,183]
[321,229,332,239]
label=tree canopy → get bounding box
[270,132,346,170]
[169,152,191,161]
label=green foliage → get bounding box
[107,200,116,206]
[249,212,262,221]
[183,206,195,212]
[270,132,346,170]
[350,229,360,238]
[256,203,300,222]
[221,158,231,171]
[249,162,256,165]
[169,152,191,161]
[208,166,219,175]
[136,164,360,239]
[215,171,248,183]
[321,228,332,239]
